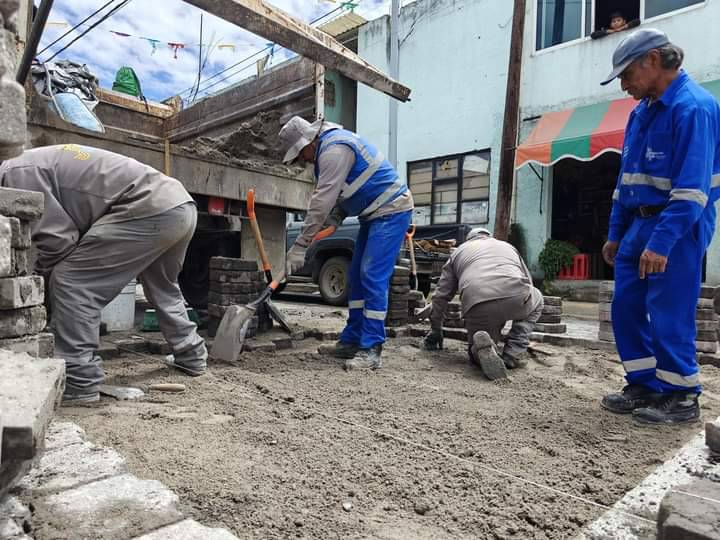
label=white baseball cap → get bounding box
[278,116,342,163]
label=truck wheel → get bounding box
[318,256,350,306]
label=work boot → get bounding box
[470,331,508,381]
[165,345,208,377]
[501,350,528,370]
[318,341,359,359]
[62,390,100,404]
[600,384,663,414]
[632,392,700,425]
[344,344,382,371]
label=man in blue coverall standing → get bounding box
[600,29,720,425]
[279,117,413,370]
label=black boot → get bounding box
[601,384,663,414]
[318,341,359,359]
[344,344,382,370]
[632,392,700,425]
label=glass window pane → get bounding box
[433,203,457,224]
[463,153,490,175]
[408,161,432,187]
[435,158,459,179]
[413,206,431,226]
[645,0,703,18]
[461,201,489,224]
[462,187,490,200]
[536,0,582,50]
[585,0,592,35]
[414,192,431,205]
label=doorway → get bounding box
[551,153,619,280]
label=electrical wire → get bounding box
[37,0,117,57]
[45,0,133,63]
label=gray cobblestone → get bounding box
[0,276,43,310]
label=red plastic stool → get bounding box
[558,254,589,280]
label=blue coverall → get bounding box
[609,71,720,394]
[314,129,412,349]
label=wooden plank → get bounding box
[181,0,411,102]
[96,88,176,118]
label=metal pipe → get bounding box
[16,0,54,85]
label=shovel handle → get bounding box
[406,224,418,290]
[247,189,272,278]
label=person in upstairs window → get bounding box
[592,11,640,40]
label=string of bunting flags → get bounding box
[44,0,359,60]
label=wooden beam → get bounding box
[181,0,411,102]
[97,88,177,118]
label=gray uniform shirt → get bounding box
[0,144,193,273]
[430,237,534,330]
[295,144,414,248]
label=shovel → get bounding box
[209,271,285,362]
[246,189,292,333]
[406,224,418,290]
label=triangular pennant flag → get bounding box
[168,42,185,59]
[142,37,161,55]
[111,30,131,37]
[218,44,236,52]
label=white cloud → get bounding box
[37,0,392,103]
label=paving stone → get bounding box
[112,337,149,354]
[697,341,718,354]
[242,341,276,353]
[696,330,718,342]
[209,269,264,284]
[7,217,30,249]
[36,474,182,540]
[542,305,562,315]
[272,337,294,350]
[599,321,614,333]
[697,320,719,331]
[599,281,615,292]
[698,298,714,309]
[290,329,305,341]
[534,323,567,334]
[44,422,86,452]
[598,330,616,342]
[208,291,256,306]
[442,327,468,341]
[705,419,720,454]
[538,314,561,324]
[386,319,408,328]
[598,291,614,302]
[0,276,43,310]
[408,325,427,338]
[599,310,612,322]
[0,332,53,357]
[208,257,258,272]
[146,339,172,356]
[543,296,562,306]
[209,281,264,294]
[132,519,239,540]
[697,308,718,321]
[392,266,411,277]
[699,354,720,368]
[0,217,10,278]
[700,285,718,299]
[17,440,127,494]
[0,517,23,538]
[0,79,25,160]
[390,285,411,294]
[0,351,64,498]
[442,319,465,328]
[656,478,720,540]
[9,249,29,277]
[321,331,340,341]
[0,187,43,221]
[96,342,120,360]
[385,327,407,338]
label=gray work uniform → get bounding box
[0,144,207,393]
[430,236,543,359]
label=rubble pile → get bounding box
[206,257,272,338]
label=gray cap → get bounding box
[278,116,343,163]
[600,28,670,86]
[467,227,492,241]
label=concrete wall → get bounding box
[516,0,720,278]
[324,70,357,131]
[357,0,513,229]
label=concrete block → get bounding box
[385,327,408,338]
[112,337,149,354]
[209,269,264,284]
[44,422,86,452]
[242,341,276,353]
[699,354,720,368]
[9,249,29,277]
[534,323,567,334]
[697,320,719,331]
[697,308,718,321]
[598,291,614,302]
[272,337,294,350]
[442,327,469,341]
[599,310,612,322]
[96,342,120,360]
[698,298,714,309]
[543,296,562,306]
[0,188,43,221]
[7,217,30,249]
[598,330,616,342]
[208,291,256,306]
[0,332,53,357]
[208,257,257,271]
[697,341,718,354]
[0,276,43,310]
[700,285,718,299]
[36,474,182,540]
[0,217,10,278]
[320,331,340,341]
[697,330,718,342]
[0,80,25,160]
[538,314,561,324]
[209,280,264,294]
[657,479,720,540]
[542,305,562,315]
[0,351,64,498]
[18,440,127,494]
[599,281,615,292]
[132,519,239,540]
[0,306,46,338]
[706,419,720,454]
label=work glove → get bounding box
[423,328,444,351]
[286,244,308,276]
[323,206,347,229]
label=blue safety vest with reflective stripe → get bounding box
[608,71,720,256]
[315,128,407,218]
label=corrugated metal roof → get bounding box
[318,12,366,37]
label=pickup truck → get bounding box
[286,217,470,305]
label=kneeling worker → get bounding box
[279,117,413,370]
[423,228,543,379]
[0,144,208,402]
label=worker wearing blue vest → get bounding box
[279,117,414,370]
[600,29,720,425]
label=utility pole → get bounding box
[388,0,400,168]
[493,0,526,241]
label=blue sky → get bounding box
[37,0,392,103]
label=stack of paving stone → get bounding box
[206,257,271,338]
[534,296,566,334]
[0,188,54,357]
[697,285,719,355]
[385,265,411,328]
[444,300,464,328]
[598,281,615,342]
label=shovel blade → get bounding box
[210,305,255,362]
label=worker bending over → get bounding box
[0,144,207,402]
[279,117,413,370]
[424,228,543,380]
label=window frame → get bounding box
[407,150,491,226]
[533,0,707,53]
